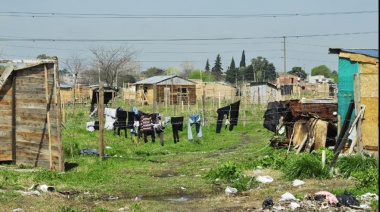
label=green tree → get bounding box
[288,67,307,80]
[311,65,332,78]
[240,50,246,68]
[143,67,165,77]
[37,54,51,59]
[330,70,338,82]
[205,59,210,73]
[211,54,223,81]
[241,65,254,81]
[225,57,239,84]
[250,56,276,82]
[188,69,215,81]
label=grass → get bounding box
[0,97,378,211]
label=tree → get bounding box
[180,61,195,78]
[330,70,338,82]
[311,65,332,78]
[239,50,246,68]
[211,54,223,81]
[143,67,165,77]
[205,59,210,73]
[288,67,307,80]
[90,45,136,87]
[37,54,52,59]
[188,69,215,81]
[225,57,239,84]
[165,66,181,76]
[250,56,276,82]
[241,65,254,81]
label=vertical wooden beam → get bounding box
[354,74,363,153]
[54,60,63,171]
[11,74,16,164]
[153,83,157,113]
[98,82,105,159]
[44,65,53,169]
[202,84,206,126]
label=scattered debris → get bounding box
[225,186,238,195]
[256,175,274,184]
[279,192,297,201]
[314,191,339,204]
[292,179,305,187]
[262,196,274,209]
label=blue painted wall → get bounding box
[337,57,359,127]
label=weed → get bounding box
[131,202,142,211]
[352,166,378,194]
[93,208,108,212]
[335,154,378,178]
[58,206,79,212]
[205,161,241,183]
[282,153,330,180]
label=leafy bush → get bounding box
[352,166,378,194]
[205,161,241,182]
[232,175,256,192]
[281,153,330,180]
[335,154,378,178]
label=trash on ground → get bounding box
[262,196,274,209]
[290,202,300,210]
[336,190,360,206]
[225,186,238,194]
[279,192,297,201]
[292,179,305,187]
[256,175,274,184]
[314,191,338,204]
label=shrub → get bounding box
[281,153,330,180]
[352,166,378,194]
[205,161,241,182]
[335,154,378,178]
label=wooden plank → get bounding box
[12,74,16,164]
[354,74,362,153]
[44,65,52,170]
[98,81,105,159]
[0,64,14,90]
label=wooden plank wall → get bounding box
[0,61,64,171]
[360,62,379,150]
[0,71,13,161]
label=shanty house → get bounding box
[329,48,379,153]
[0,58,64,171]
[134,75,197,105]
[249,82,278,104]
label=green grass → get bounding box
[0,98,377,211]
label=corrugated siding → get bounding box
[338,58,359,127]
[157,77,195,85]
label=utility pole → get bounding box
[283,36,286,86]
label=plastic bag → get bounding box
[336,190,360,206]
[262,196,273,209]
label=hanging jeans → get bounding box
[188,114,202,140]
[216,105,231,133]
[171,117,184,143]
[229,100,240,131]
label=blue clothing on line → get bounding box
[188,114,202,140]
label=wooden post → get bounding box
[153,84,157,113]
[11,74,16,164]
[0,64,14,90]
[44,65,53,169]
[354,74,363,153]
[202,85,206,126]
[98,82,105,159]
[322,150,326,168]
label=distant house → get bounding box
[306,75,334,84]
[191,80,237,101]
[249,82,278,104]
[329,48,378,153]
[271,74,298,95]
[134,75,197,105]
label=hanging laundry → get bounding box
[153,116,171,146]
[216,105,230,133]
[138,111,156,143]
[104,108,117,130]
[229,100,240,131]
[86,121,95,132]
[188,114,202,140]
[171,116,184,143]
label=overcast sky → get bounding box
[0,0,378,74]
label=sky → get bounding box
[0,0,378,75]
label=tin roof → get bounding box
[329,48,378,58]
[135,75,195,85]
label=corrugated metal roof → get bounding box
[342,49,378,58]
[329,48,378,58]
[135,75,174,84]
[135,75,195,85]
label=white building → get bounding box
[306,75,333,84]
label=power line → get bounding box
[0,11,376,19]
[0,31,377,42]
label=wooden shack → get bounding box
[134,75,196,105]
[0,58,64,171]
[191,80,237,101]
[59,84,73,104]
[329,48,379,153]
[249,82,278,104]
